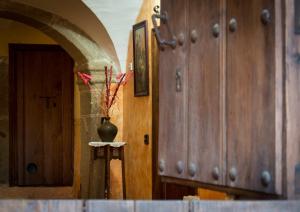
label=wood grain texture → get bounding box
[86,200,134,212]
[0,187,75,199]
[9,44,74,186]
[0,200,300,211]
[187,0,223,185]
[226,0,278,193]
[23,49,44,185]
[47,200,82,212]
[284,0,300,199]
[0,200,82,212]
[191,200,300,212]
[158,0,289,198]
[151,29,162,199]
[60,50,75,185]
[158,0,189,180]
[153,26,199,199]
[136,201,189,212]
[274,0,283,196]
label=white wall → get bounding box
[82,0,143,72]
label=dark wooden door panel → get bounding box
[226,0,277,193]
[10,44,74,186]
[23,51,45,185]
[158,0,188,180]
[42,49,74,185]
[43,50,62,185]
[59,51,74,185]
[187,0,223,185]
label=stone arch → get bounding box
[0,0,112,198]
[0,0,120,72]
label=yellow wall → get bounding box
[0,18,80,198]
[0,19,56,56]
[123,0,159,199]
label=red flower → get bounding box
[77,71,92,88]
[77,67,132,117]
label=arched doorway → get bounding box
[0,1,118,198]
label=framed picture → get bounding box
[133,20,149,97]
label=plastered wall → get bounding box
[0,19,56,56]
[123,0,159,199]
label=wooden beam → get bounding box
[0,200,300,211]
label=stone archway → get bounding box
[0,0,119,71]
[0,0,114,198]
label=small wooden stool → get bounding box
[88,141,126,199]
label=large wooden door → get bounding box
[10,44,74,186]
[158,0,189,180]
[187,0,224,185]
[158,0,283,196]
[226,0,280,193]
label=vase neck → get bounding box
[101,117,110,124]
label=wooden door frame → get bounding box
[151,29,162,199]
[9,44,75,186]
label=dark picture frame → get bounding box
[133,20,149,97]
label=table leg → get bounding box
[120,146,126,199]
[88,147,94,197]
[105,146,111,199]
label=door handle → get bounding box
[152,6,177,49]
[176,68,182,92]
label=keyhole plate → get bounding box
[176,69,182,92]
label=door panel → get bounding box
[187,0,223,185]
[43,50,62,185]
[23,51,45,185]
[10,44,74,186]
[226,0,277,193]
[158,0,188,179]
[59,51,74,185]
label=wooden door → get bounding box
[158,0,189,180]
[153,29,198,199]
[10,44,74,186]
[226,0,280,194]
[187,0,224,185]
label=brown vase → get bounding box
[97,117,118,142]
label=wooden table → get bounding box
[88,142,126,199]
